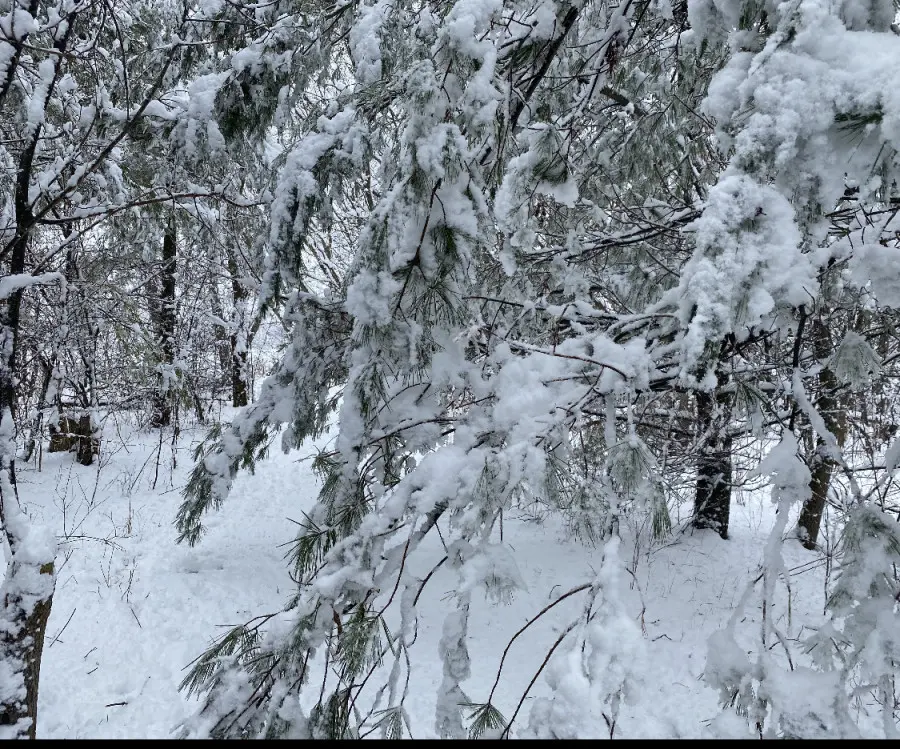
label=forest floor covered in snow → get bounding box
[15,415,838,739]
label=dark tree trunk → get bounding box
[0,559,54,740]
[150,223,177,428]
[227,249,249,408]
[797,442,835,551]
[48,414,98,466]
[231,343,249,408]
[797,321,845,550]
[692,387,733,539]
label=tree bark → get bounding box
[692,386,733,539]
[150,223,177,428]
[0,560,55,739]
[226,249,249,408]
[796,321,846,550]
[231,343,249,408]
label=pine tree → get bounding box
[172,0,900,739]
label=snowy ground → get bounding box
[15,415,835,739]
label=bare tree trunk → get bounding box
[231,341,249,407]
[692,386,733,540]
[0,557,54,740]
[150,223,177,428]
[226,249,249,408]
[797,320,846,550]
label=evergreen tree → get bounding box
[167,0,900,739]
